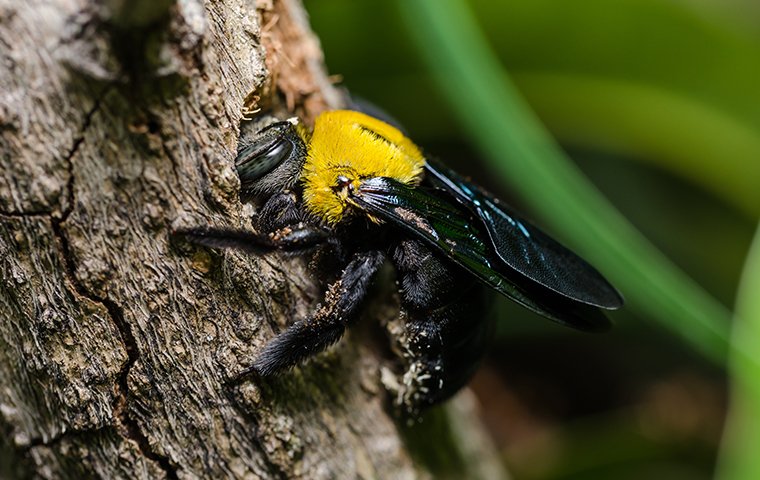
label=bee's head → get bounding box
[235,118,307,198]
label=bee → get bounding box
[176,110,623,413]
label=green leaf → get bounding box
[717,224,760,480]
[512,72,760,217]
[396,0,734,363]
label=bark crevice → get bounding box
[48,92,178,479]
[0,211,51,218]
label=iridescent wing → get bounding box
[423,161,623,309]
[351,176,616,331]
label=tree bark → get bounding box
[0,1,508,478]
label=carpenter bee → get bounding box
[177,110,623,413]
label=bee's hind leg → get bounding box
[388,240,491,415]
[239,249,386,379]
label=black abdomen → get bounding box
[391,240,493,410]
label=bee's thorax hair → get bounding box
[301,110,426,224]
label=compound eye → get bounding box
[235,137,294,182]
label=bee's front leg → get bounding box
[173,225,328,256]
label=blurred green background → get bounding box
[303,0,759,478]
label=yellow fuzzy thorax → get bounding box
[301,110,426,224]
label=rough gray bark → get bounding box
[0,1,508,478]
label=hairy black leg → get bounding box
[403,297,490,405]
[245,249,386,377]
[391,295,489,413]
[174,226,328,256]
[390,240,491,413]
[255,191,305,234]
